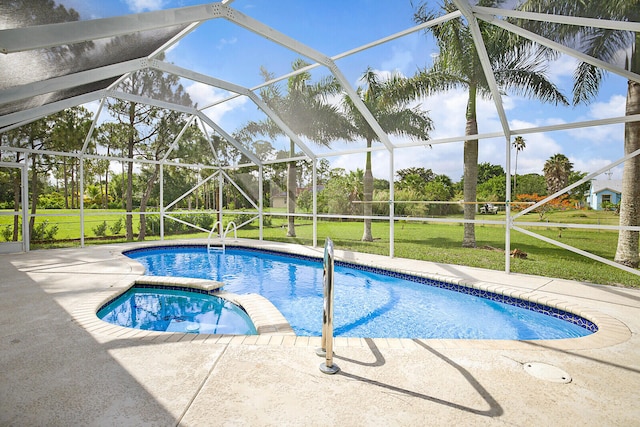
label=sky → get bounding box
[56,0,630,183]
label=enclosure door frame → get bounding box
[0,161,29,253]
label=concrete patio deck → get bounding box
[1,239,639,426]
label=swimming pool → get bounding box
[98,285,257,335]
[123,245,596,340]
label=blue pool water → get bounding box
[98,286,257,335]
[123,246,595,340]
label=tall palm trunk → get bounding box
[286,139,296,237]
[462,84,478,248]
[362,138,374,242]
[614,72,640,267]
[138,164,160,241]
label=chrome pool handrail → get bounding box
[207,221,238,253]
[318,237,339,374]
[207,221,222,252]
[223,221,237,241]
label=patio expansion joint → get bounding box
[175,343,230,426]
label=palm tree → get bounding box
[342,68,433,241]
[520,0,640,267]
[241,59,352,237]
[512,136,526,198]
[395,0,568,247]
[543,153,573,195]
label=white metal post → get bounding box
[504,135,512,273]
[312,158,317,247]
[21,163,29,252]
[389,149,395,258]
[218,167,224,233]
[259,165,263,241]
[79,157,85,247]
[160,164,164,240]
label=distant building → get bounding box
[587,179,622,210]
[270,186,324,209]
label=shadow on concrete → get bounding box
[334,338,504,417]
[0,256,177,426]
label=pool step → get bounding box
[219,291,295,336]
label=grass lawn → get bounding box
[236,217,640,288]
[1,208,638,287]
[0,209,138,240]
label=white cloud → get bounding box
[380,47,414,75]
[586,94,626,120]
[186,82,248,124]
[217,37,238,50]
[562,94,626,146]
[418,89,505,140]
[124,0,166,13]
[572,159,623,180]
[546,54,578,87]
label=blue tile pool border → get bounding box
[123,244,598,334]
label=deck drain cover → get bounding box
[524,362,571,383]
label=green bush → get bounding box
[143,213,216,236]
[1,225,12,241]
[602,201,620,213]
[92,221,108,237]
[110,217,124,235]
[233,212,259,228]
[31,220,59,241]
[37,192,65,209]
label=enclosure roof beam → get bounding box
[196,111,262,166]
[0,91,104,129]
[0,59,146,106]
[108,91,198,115]
[152,60,250,96]
[328,63,396,151]
[222,4,395,151]
[245,94,317,160]
[222,4,332,66]
[152,60,316,160]
[0,3,221,54]
[203,10,463,110]
[162,115,197,162]
[149,22,203,60]
[476,12,640,85]
[473,6,640,32]
[453,0,512,139]
[102,93,258,168]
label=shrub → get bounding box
[602,201,620,213]
[37,192,65,209]
[92,221,108,237]
[233,212,259,228]
[31,220,59,241]
[110,217,124,235]
[1,225,12,241]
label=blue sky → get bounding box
[59,0,629,183]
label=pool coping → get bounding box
[71,240,631,351]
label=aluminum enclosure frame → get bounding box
[0,1,639,278]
